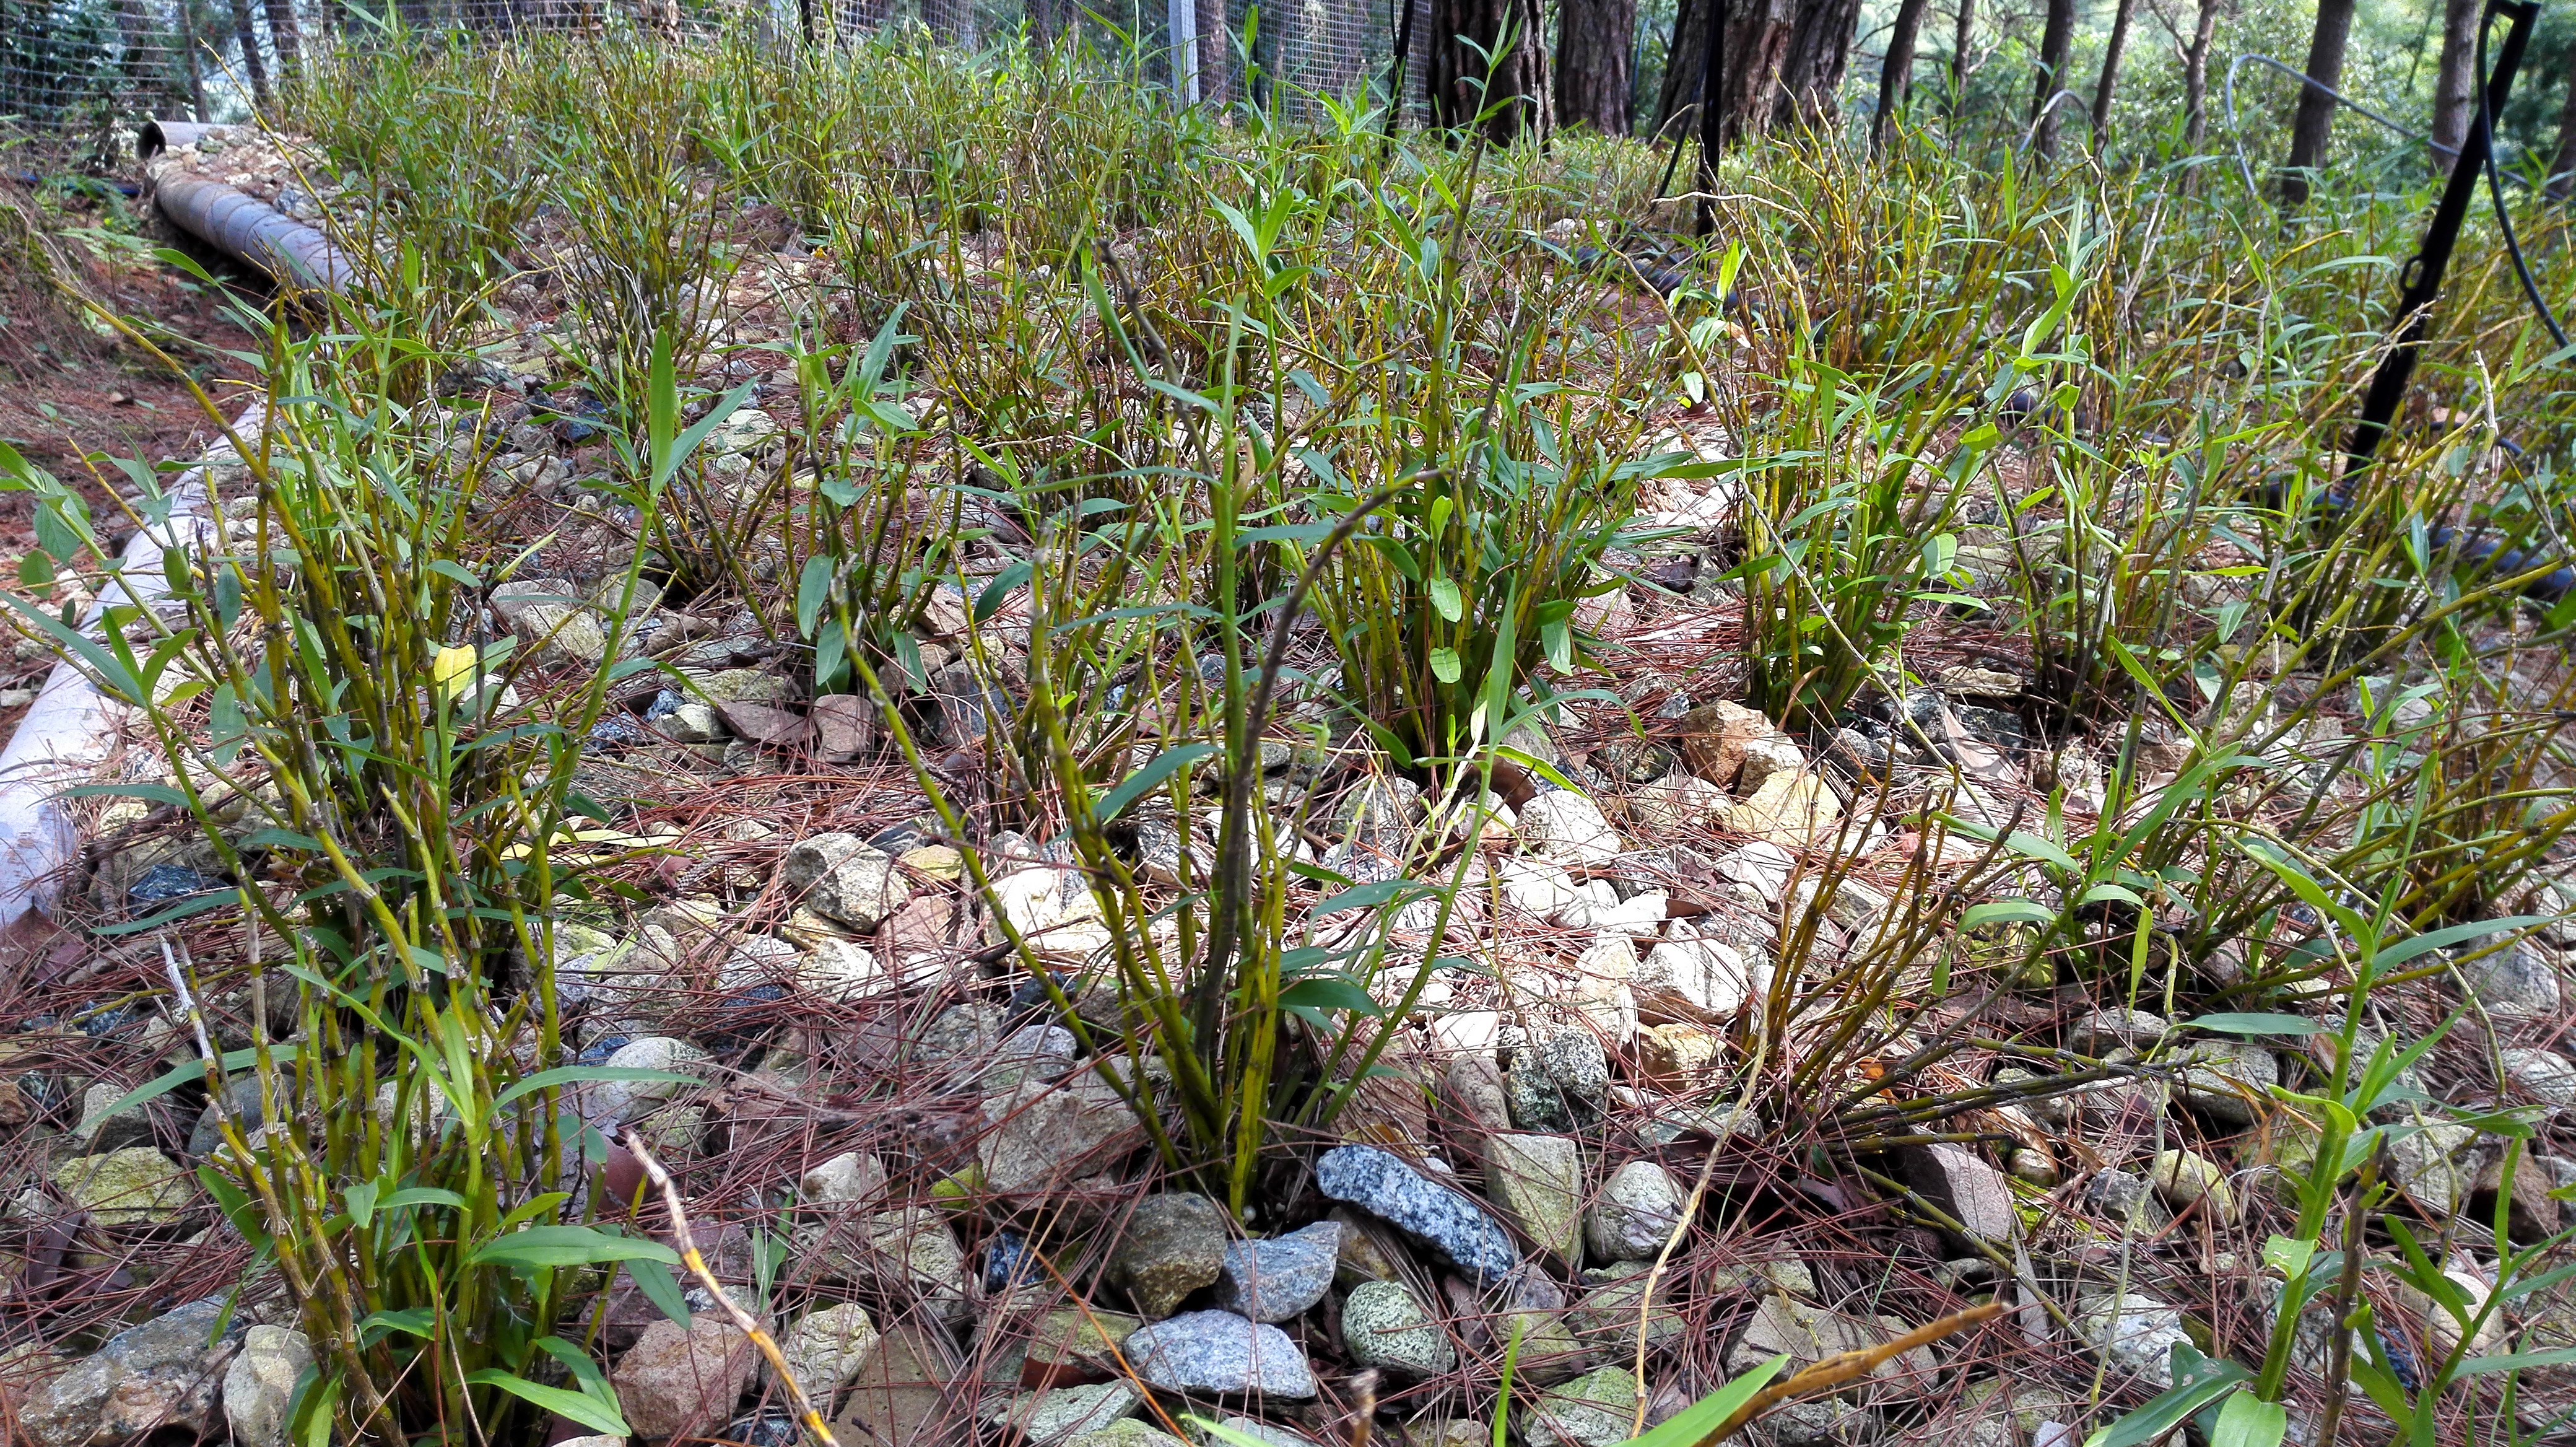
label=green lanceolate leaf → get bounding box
[1621,1354,1790,1447]
[2084,1345,2250,1447]
[627,1257,694,1328]
[98,1047,261,1121]
[465,1369,631,1437]
[492,1065,702,1110]
[2208,1392,2286,1447]
[2187,1013,2324,1036]
[1094,743,1219,823]
[466,1223,681,1270]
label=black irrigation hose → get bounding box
[7,173,144,198]
[2226,34,2570,350]
[2296,0,2576,603]
[2476,11,2570,350]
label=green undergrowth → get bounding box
[5,15,2576,1444]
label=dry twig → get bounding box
[626,1128,842,1447]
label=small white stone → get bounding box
[800,1151,890,1207]
[222,1325,313,1447]
[1518,792,1625,866]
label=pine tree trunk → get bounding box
[2028,0,2075,157]
[1770,0,1859,131]
[1556,0,1636,133]
[2279,0,2355,206]
[1720,0,1799,142]
[1198,0,1231,105]
[1429,0,1551,143]
[2180,0,2219,151]
[1653,0,1713,137]
[1652,0,1856,148]
[2090,0,2135,147]
[1873,0,1929,149]
[2429,0,2479,176]
[1947,0,1973,112]
[2549,71,2576,200]
[116,0,159,94]
[230,0,272,107]
[264,0,300,81]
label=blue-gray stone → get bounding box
[1209,1220,1339,1323]
[1314,1144,1517,1282]
[1126,1310,1316,1397]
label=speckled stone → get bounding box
[1210,1221,1340,1323]
[1315,1144,1518,1282]
[1126,1311,1317,1397]
[1339,1280,1454,1378]
[1112,1194,1230,1319]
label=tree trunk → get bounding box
[1697,0,1723,232]
[2028,0,2075,157]
[1769,0,1859,131]
[2180,0,2219,151]
[1651,0,1853,147]
[2550,71,2576,200]
[117,0,186,116]
[1198,0,1232,105]
[229,0,272,107]
[263,0,300,81]
[2090,0,2134,147]
[2429,0,2479,175]
[1429,0,1551,142]
[1718,0,1799,142]
[1556,0,1636,132]
[1947,0,1973,113]
[1653,0,1713,137]
[1873,0,1929,148]
[2279,0,2356,206]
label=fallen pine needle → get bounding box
[1699,1300,2008,1445]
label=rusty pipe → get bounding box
[139,118,355,295]
[137,118,236,160]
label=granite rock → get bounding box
[2076,1293,2190,1389]
[1211,1221,1340,1323]
[221,1325,312,1447]
[1482,1132,1585,1262]
[1340,1280,1453,1377]
[1515,1365,1640,1447]
[1586,1160,1686,1262]
[22,1298,243,1447]
[1113,1194,1230,1319]
[1125,1311,1317,1397]
[980,1072,1147,1199]
[1315,1144,1518,1282]
[51,1146,191,1226]
[778,1303,880,1405]
[614,1313,759,1440]
[783,833,911,932]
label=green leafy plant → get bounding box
[0,313,740,1441]
[785,312,952,694]
[2084,841,2569,1447]
[1726,350,1990,727]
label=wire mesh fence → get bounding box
[0,0,1414,152]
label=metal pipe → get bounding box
[150,173,355,294]
[138,118,357,296]
[0,122,350,934]
[137,118,236,159]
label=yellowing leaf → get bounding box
[433,646,477,690]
